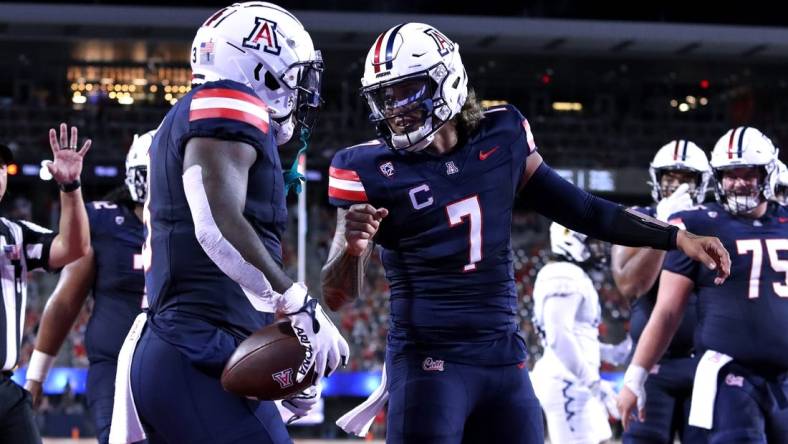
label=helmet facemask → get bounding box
[126,166,148,204]
[714,166,767,215]
[362,63,452,152]
[654,168,703,202]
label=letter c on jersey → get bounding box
[409,184,434,210]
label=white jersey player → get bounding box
[531,222,628,444]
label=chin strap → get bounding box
[284,127,310,197]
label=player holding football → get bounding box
[618,127,788,443]
[611,140,710,444]
[322,22,729,443]
[25,131,152,444]
[122,3,348,443]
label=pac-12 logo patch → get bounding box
[243,18,281,55]
[422,357,444,372]
[379,161,395,178]
[272,368,294,388]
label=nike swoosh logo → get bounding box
[479,146,499,160]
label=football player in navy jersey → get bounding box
[611,140,710,444]
[322,22,730,443]
[25,131,152,444]
[124,3,348,444]
[619,127,788,443]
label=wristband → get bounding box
[58,179,81,193]
[27,350,56,382]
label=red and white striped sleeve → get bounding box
[328,166,368,206]
[187,84,271,145]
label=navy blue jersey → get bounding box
[328,105,536,365]
[663,202,788,371]
[628,205,698,358]
[84,202,144,363]
[145,80,284,370]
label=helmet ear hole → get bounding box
[264,71,281,91]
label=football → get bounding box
[221,320,315,400]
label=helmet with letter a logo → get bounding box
[190,2,324,145]
[710,126,779,214]
[360,23,468,152]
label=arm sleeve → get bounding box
[543,293,600,385]
[521,162,678,250]
[18,220,56,272]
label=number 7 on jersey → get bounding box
[446,195,482,272]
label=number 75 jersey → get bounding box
[328,105,536,364]
[663,202,788,371]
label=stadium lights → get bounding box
[480,99,508,108]
[118,95,134,105]
[72,93,87,104]
[670,99,678,108]
[700,97,709,105]
[678,103,690,112]
[552,102,583,112]
[7,164,18,176]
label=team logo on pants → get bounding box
[272,368,294,388]
[422,357,445,372]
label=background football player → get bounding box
[118,4,348,443]
[618,127,788,443]
[611,140,710,444]
[25,130,152,444]
[322,22,729,443]
[531,223,628,444]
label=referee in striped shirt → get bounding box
[0,124,92,444]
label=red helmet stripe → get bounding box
[372,32,386,73]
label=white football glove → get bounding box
[282,384,322,424]
[598,380,621,420]
[600,335,633,366]
[656,183,694,222]
[280,283,350,384]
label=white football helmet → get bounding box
[773,160,788,205]
[126,130,154,204]
[549,222,606,265]
[360,23,468,152]
[710,126,779,215]
[648,140,711,205]
[190,2,323,145]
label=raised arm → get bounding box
[47,123,92,269]
[321,205,386,311]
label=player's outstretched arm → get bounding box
[610,245,666,299]
[519,153,730,283]
[25,249,95,408]
[617,270,694,430]
[47,123,92,269]
[321,205,387,311]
